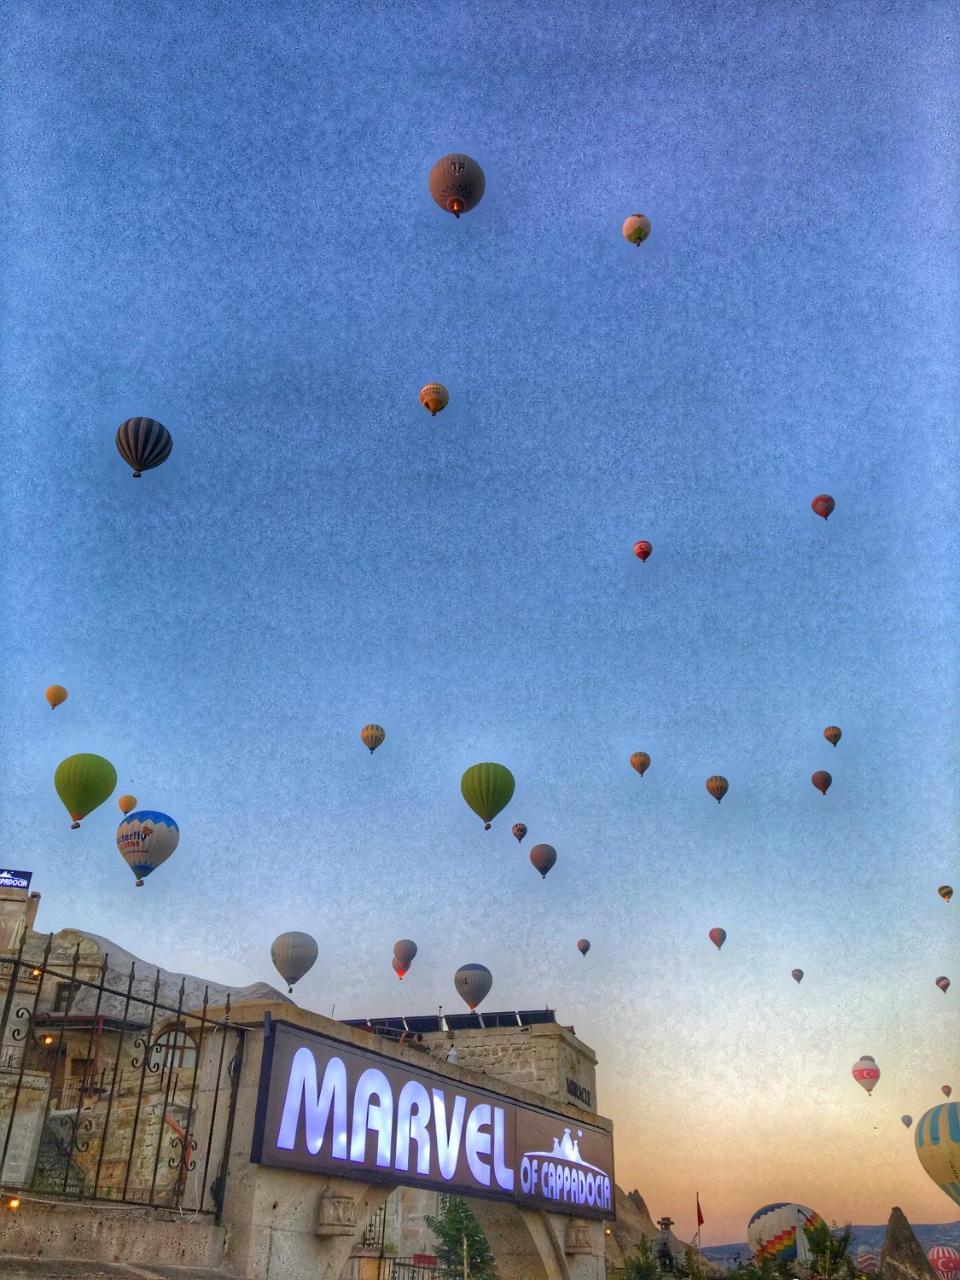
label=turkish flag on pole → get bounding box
[697,1195,705,1228]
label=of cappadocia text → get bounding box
[0,2,957,1279]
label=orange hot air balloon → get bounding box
[936,976,951,994]
[622,214,651,245]
[45,685,68,710]
[419,383,449,417]
[811,771,832,795]
[118,794,137,815]
[709,927,727,950]
[811,495,835,520]
[824,726,842,747]
[633,541,653,562]
[706,775,728,803]
[360,724,385,754]
[939,886,953,903]
[630,752,651,777]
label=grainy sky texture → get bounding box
[1,0,958,1244]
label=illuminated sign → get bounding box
[0,869,31,891]
[251,1020,615,1219]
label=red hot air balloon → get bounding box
[512,823,527,843]
[706,776,728,803]
[811,771,832,795]
[936,976,951,993]
[633,541,653,562]
[811,495,835,520]
[943,1085,953,1098]
[577,939,590,956]
[709,927,727,950]
[824,726,842,747]
[852,1055,880,1094]
[530,844,557,879]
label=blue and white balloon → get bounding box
[116,811,180,886]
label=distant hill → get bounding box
[702,1223,960,1268]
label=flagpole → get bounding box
[697,1191,702,1252]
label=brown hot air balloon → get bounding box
[811,495,835,520]
[824,726,842,747]
[633,541,653,562]
[709,927,727,950]
[393,939,417,979]
[577,939,591,956]
[512,823,527,843]
[936,976,951,994]
[360,724,385,753]
[938,886,953,903]
[811,771,832,795]
[529,844,557,879]
[429,154,485,218]
[706,776,728,803]
[630,752,651,777]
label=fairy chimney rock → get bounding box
[880,1207,938,1280]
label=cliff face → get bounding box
[606,1187,720,1274]
[880,1207,939,1280]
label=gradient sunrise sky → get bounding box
[1,0,958,1244]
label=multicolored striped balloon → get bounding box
[915,1104,960,1207]
[115,417,173,478]
[747,1203,824,1263]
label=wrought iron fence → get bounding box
[381,1260,455,1280]
[0,932,244,1218]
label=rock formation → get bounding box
[880,1207,939,1280]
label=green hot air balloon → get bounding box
[55,754,117,829]
[460,763,515,830]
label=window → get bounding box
[149,1028,197,1075]
[53,982,80,1012]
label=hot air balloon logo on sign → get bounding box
[915,1103,960,1207]
[747,1204,824,1265]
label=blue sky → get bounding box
[1,0,958,1241]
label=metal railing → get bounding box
[0,932,244,1217]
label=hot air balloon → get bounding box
[856,1250,880,1275]
[512,823,527,843]
[271,932,318,995]
[116,811,179,887]
[792,969,804,983]
[419,383,449,417]
[824,725,842,747]
[915,1103,960,1207]
[747,1204,824,1264]
[709,928,727,951]
[939,886,954,903]
[454,963,492,1010]
[393,939,417,979]
[530,844,557,879]
[115,417,173,478]
[54,754,117,829]
[944,1086,953,1099]
[811,494,835,520]
[936,976,951,993]
[812,771,832,795]
[118,794,137,815]
[852,1055,880,1094]
[577,939,590,956]
[706,776,728,803]
[622,214,651,245]
[391,956,403,978]
[461,763,515,830]
[429,154,485,217]
[360,724,385,754]
[45,685,68,710]
[902,1115,914,1129]
[630,752,651,777]
[928,1248,960,1280]
[633,541,653,562]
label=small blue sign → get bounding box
[0,869,32,891]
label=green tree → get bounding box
[425,1197,497,1280]
[623,1235,665,1280]
[805,1221,856,1280]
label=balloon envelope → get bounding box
[633,540,653,561]
[45,685,68,710]
[271,932,318,993]
[823,725,842,747]
[811,494,835,519]
[812,771,832,795]
[706,775,728,803]
[360,724,385,753]
[55,754,117,828]
[709,928,727,950]
[791,969,804,983]
[630,752,651,777]
[429,154,485,217]
[944,1086,953,1098]
[928,1249,960,1280]
[393,939,417,975]
[936,976,951,993]
[915,1103,960,1207]
[461,763,515,829]
[116,811,179,886]
[419,383,449,416]
[529,844,557,879]
[454,962,492,1010]
[939,886,954,903]
[118,794,137,815]
[622,214,651,244]
[852,1055,880,1093]
[577,939,590,956]
[116,417,173,477]
[747,1204,824,1264]
[512,823,527,843]
[902,1115,913,1129]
